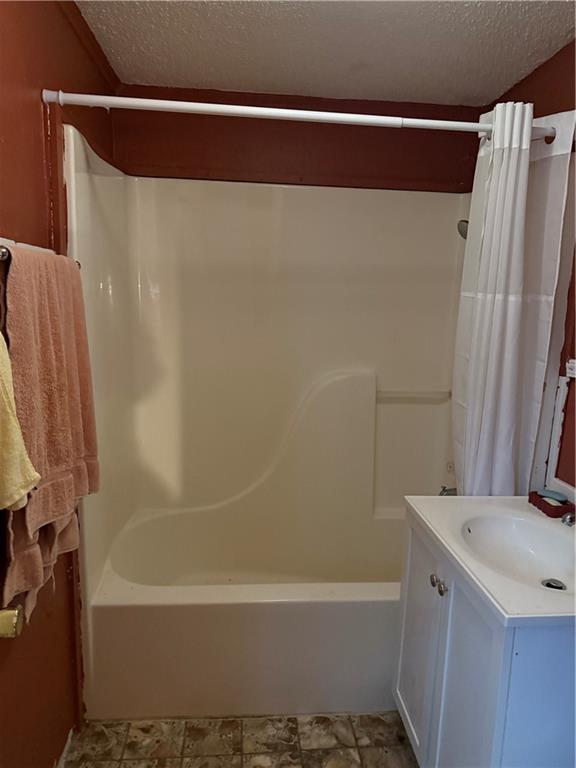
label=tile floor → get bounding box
[64,712,417,768]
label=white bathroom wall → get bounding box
[66,126,468,592]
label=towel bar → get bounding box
[0,606,23,638]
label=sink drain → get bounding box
[541,578,567,591]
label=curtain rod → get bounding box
[42,90,555,140]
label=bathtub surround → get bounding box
[64,712,417,768]
[65,126,467,718]
[65,126,466,598]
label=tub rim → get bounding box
[95,554,401,607]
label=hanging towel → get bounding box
[0,332,40,510]
[2,245,99,616]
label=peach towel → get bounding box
[2,245,99,616]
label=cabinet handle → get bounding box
[430,574,439,588]
[437,581,449,597]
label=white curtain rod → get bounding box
[42,90,555,140]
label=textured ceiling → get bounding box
[78,1,575,105]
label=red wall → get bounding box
[497,41,575,117]
[0,2,116,251]
[112,86,482,192]
[0,4,115,767]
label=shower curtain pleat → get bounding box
[452,103,575,496]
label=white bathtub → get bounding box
[87,506,404,719]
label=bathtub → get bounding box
[87,506,404,719]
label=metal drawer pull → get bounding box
[0,606,23,638]
[437,581,449,597]
[430,573,439,588]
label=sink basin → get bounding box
[406,496,575,620]
[461,515,575,592]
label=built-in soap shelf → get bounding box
[376,390,451,404]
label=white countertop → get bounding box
[405,496,575,626]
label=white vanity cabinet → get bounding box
[395,497,575,768]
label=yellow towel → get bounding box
[0,332,40,510]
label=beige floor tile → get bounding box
[243,718,299,753]
[123,720,186,759]
[300,748,361,768]
[359,745,418,768]
[243,752,302,768]
[351,713,407,748]
[298,716,355,750]
[184,719,242,756]
[182,757,241,768]
[66,722,128,762]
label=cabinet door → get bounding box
[430,562,508,768]
[396,527,445,765]
[501,624,575,768]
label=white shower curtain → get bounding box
[453,103,575,496]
